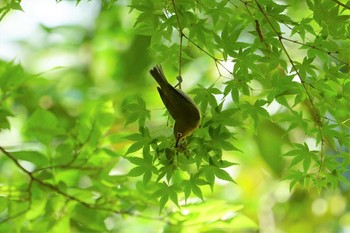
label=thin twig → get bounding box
[167,1,232,78]
[332,0,350,10]
[281,36,348,65]
[254,0,325,164]
[242,0,348,66]
[171,0,183,87]
[0,146,163,222]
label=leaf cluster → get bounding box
[129,0,350,192]
[124,94,239,213]
[1,0,350,232]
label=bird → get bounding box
[149,65,200,147]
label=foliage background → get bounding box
[0,0,350,232]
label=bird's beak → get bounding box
[175,137,180,148]
[175,133,182,148]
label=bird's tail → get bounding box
[149,65,169,88]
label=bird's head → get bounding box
[174,120,199,147]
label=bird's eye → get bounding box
[177,132,183,138]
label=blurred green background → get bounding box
[0,0,350,232]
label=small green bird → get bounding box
[150,65,200,147]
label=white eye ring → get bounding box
[177,132,183,138]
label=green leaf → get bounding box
[134,11,159,36]
[191,84,220,113]
[224,80,240,103]
[127,156,144,165]
[0,109,13,130]
[159,194,169,214]
[154,182,181,213]
[303,156,311,172]
[143,171,152,184]
[26,108,61,145]
[11,151,48,167]
[35,170,54,180]
[125,141,144,155]
[182,174,208,201]
[72,205,108,232]
[122,97,150,127]
[191,184,203,200]
[184,183,191,201]
[213,167,235,183]
[0,60,27,91]
[10,2,23,11]
[127,152,155,184]
[124,128,152,155]
[128,166,145,177]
